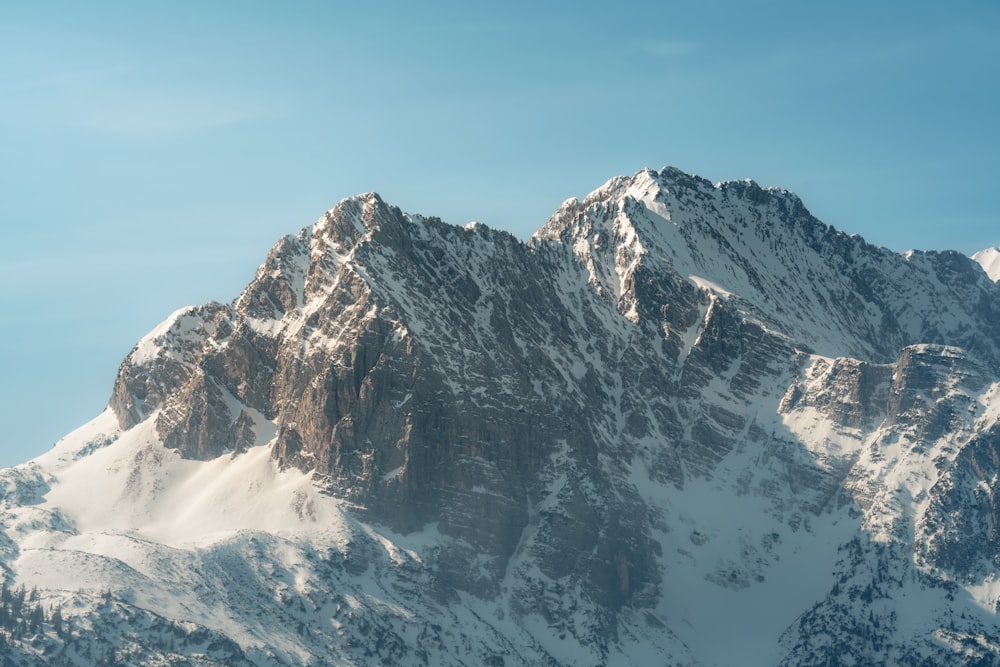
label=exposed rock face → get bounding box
[4,167,1000,665]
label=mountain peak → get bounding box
[313,190,405,241]
[535,167,999,364]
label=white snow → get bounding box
[628,427,859,666]
[31,414,351,550]
[973,247,1000,282]
[129,306,193,364]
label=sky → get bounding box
[1,1,998,467]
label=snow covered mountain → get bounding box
[2,167,1000,665]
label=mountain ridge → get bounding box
[1,166,999,665]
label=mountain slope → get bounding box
[1,167,999,666]
[974,246,1000,282]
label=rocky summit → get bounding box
[2,167,1000,666]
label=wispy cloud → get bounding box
[2,58,284,135]
[77,85,282,134]
[641,40,701,59]
[713,21,999,77]
[0,63,132,94]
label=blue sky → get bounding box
[2,1,998,466]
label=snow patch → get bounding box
[129,306,195,364]
[973,247,1000,282]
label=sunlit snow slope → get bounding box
[974,246,1000,282]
